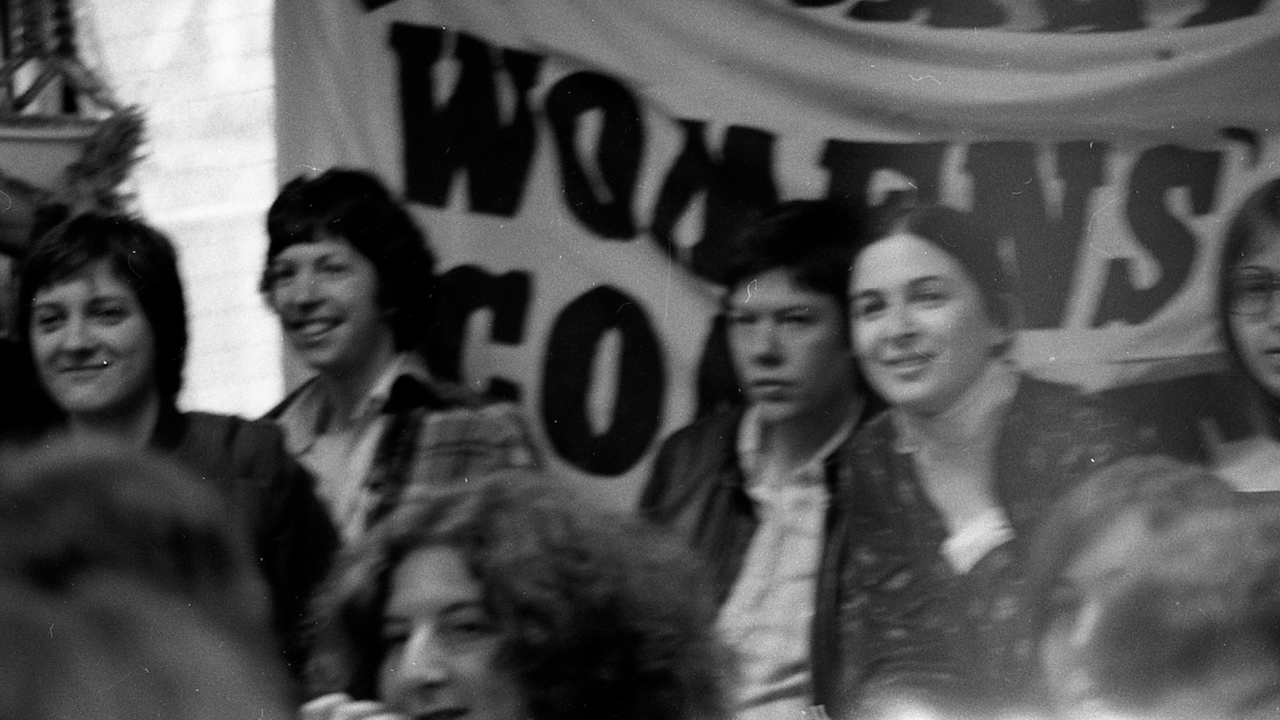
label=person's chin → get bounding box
[752,399,803,425]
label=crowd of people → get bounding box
[1,167,1280,719]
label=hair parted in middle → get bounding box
[307,469,732,720]
[856,199,1017,334]
[263,168,436,351]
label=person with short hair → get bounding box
[640,200,877,720]
[303,470,732,720]
[262,168,537,542]
[830,201,1144,716]
[15,210,339,678]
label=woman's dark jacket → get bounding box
[152,404,340,679]
[638,402,877,715]
[824,377,1146,717]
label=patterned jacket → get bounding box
[823,377,1145,718]
[267,373,539,536]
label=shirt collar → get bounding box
[277,352,432,456]
[736,404,855,491]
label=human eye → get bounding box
[439,607,499,644]
[90,300,131,325]
[31,306,65,333]
[1231,267,1279,315]
[852,293,885,319]
[725,309,757,327]
[318,255,352,276]
[380,619,410,647]
[779,308,816,327]
[266,261,297,287]
[908,278,950,307]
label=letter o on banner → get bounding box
[540,285,665,476]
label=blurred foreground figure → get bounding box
[0,579,293,720]
[1024,456,1280,720]
[0,442,294,719]
[304,469,732,720]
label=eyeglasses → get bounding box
[1228,267,1280,317]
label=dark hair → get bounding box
[263,168,435,351]
[719,200,861,319]
[0,440,268,634]
[17,212,187,404]
[854,202,1016,333]
[1218,178,1280,396]
[308,470,731,720]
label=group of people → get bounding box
[2,166,1280,720]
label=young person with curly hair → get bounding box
[303,469,732,720]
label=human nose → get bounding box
[1265,286,1280,328]
[748,320,784,364]
[391,626,452,692]
[885,302,920,343]
[60,313,97,354]
[277,268,322,309]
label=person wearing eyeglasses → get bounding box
[1214,177,1280,493]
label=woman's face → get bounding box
[29,260,159,420]
[850,231,1007,416]
[266,233,394,375]
[377,546,528,720]
[1227,231,1280,399]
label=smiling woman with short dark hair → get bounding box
[14,210,339,680]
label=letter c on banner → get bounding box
[540,285,665,476]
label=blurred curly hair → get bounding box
[306,469,733,720]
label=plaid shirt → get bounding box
[362,399,540,527]
[269,354,538,541]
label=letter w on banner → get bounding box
[275,0,1280,508]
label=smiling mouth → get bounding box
[289,318,340,341]
[58,363,108,377]
[882,354,931,369]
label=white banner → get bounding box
[275,0,1280,507]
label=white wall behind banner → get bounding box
[275,0,1280,509]
[79,0,282,417]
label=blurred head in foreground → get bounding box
[0,577,292,720]
[1024,456,1280,719]
[0,440,272,637]
[307,469,731,720]
[0,441,291,719]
